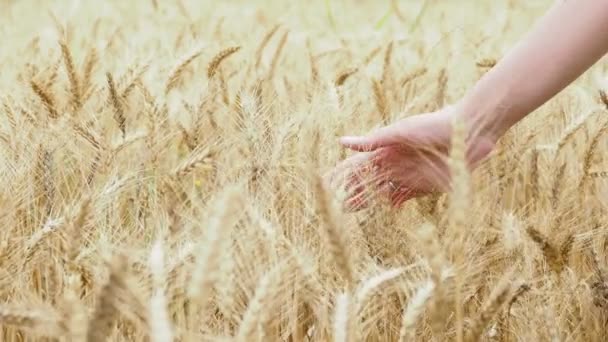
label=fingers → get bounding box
[339,112,448,153]
[327,152,376,189]
[372,180,426,207]
[390,187,424,207]
[325,151,383,212]
[327,149,416,211]
[339,124,403,152]
[327,145,440,211]
[345,191,369,212]
[340,174,422,210]
[342,167,388,211]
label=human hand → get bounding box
[327,106,496,211]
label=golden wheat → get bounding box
[0,0,607,341]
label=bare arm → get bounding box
[461,0,608,142]
[333,1,608,208]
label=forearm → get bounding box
[461,0,608,142]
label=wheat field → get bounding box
[1,0,608,341]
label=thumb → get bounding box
[339,125,402,152]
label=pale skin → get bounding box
[329,0,608,211]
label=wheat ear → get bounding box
[579,117,608,189]
[86,254,129,342]
[208,46,241,79]
[106,72,126,138]
[399,280,435,341]
[372,79,389,123]
[268,30,289,79]
[30,80,58,119]
[165,47,204,94]
[314,173,354,288]
[335,68,358,87]
[148,240,173,342]
[187,185,244,324]
[255,24,281,69]
[59,39,81,110]
[465,280,516,342]
[81,46,98,101]
[526,227,566,274]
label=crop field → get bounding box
[1,0,608,341]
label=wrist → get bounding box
[440,103,498,171]
[455,75,518,145]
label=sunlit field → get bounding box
[1,0,608,340]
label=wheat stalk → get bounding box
[268,30,289,79]
[255,24,281,69]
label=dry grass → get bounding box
[1,0,608,341]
